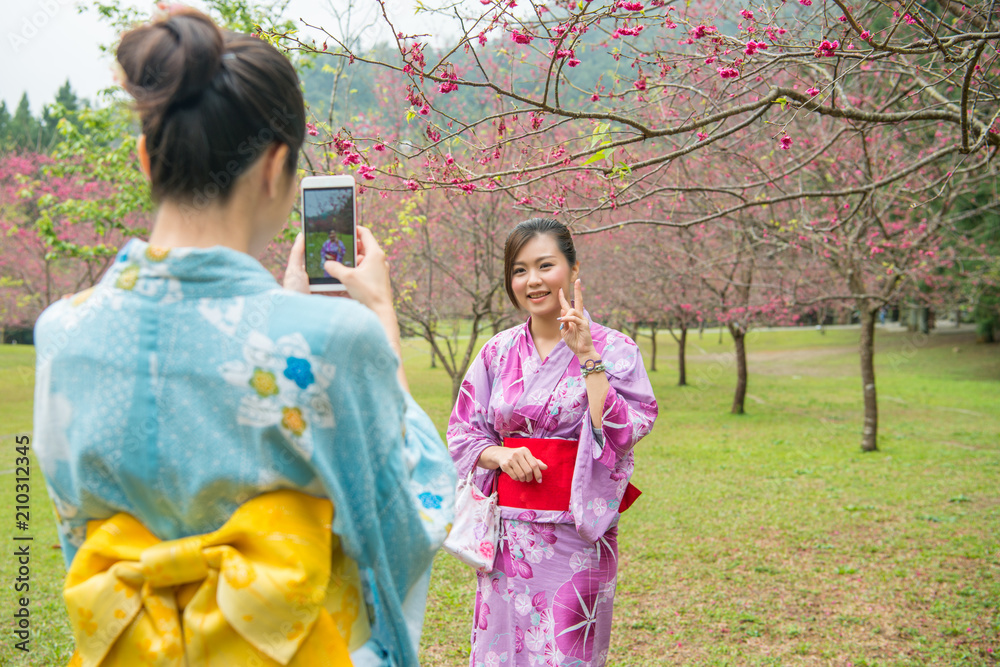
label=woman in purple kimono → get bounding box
[322,231,347,276]
[448,218,658,666]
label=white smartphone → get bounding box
[300,175,357,293]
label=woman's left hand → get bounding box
[283,233,310,294]
[558,279,596,359]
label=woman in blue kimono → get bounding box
[32,8,454,666]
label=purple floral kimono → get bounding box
[448,316,658,666]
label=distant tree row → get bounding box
[0,81,87,153]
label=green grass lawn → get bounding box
[3,325,998,666]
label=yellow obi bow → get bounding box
[64,490,369,667]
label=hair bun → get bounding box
[115,8,304,204]
[117,8,223,122]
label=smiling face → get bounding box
[509,233,580,319]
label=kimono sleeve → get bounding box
[32,301,101,567]
[590,333,658,469]
[312,308,455,666]
[570,332,657,543]
[446,345,502,482]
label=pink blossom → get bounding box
[590,93,600,101]
[305,122,319,137]
[342,152,361,166]
[806,87,820,96]
[745,40,767,55]
[690,24,716,39]
[613,23,644,38]
[799,0,811,4]
[404,180,419,191]
[634,77,647,91]
[567,58,581,67]
[816,39,839,57]
[717,66,739,79]
[860,30,871,39]
[779,135,793,150]
[460,182,477,193]
[357,165,377,180]
[617,0,644,10]
[511,30,533,44]
[438,72,459,94]
[445,153,455,165]
[740,9,754,20]
[374,143,386,152]
[697,131,708,141]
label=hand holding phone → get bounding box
[323,226,393,311]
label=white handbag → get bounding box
[442,470,500,572]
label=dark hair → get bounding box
[117,8,305,205]
[503,218,577,308]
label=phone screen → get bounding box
[303,185,356,285]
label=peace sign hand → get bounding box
[558,279,597,359]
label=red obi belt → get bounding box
[497,437,641,513]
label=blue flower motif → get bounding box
[419,492,442,509]
[283,357,315,389]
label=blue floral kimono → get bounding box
[32,239,456,666]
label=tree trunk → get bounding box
[677,325,687,386]
[451,370,464,407]
[45,260,52,308]
[649,323,657,372]
[730,324,747,415]
[450,312,484,405]
[858,303,879,452]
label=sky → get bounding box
[1,0,453,114]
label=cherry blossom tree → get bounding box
[0,144,148,330]
[268,0,999,447]
[364,186,516,402]
[276,0,998,205]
